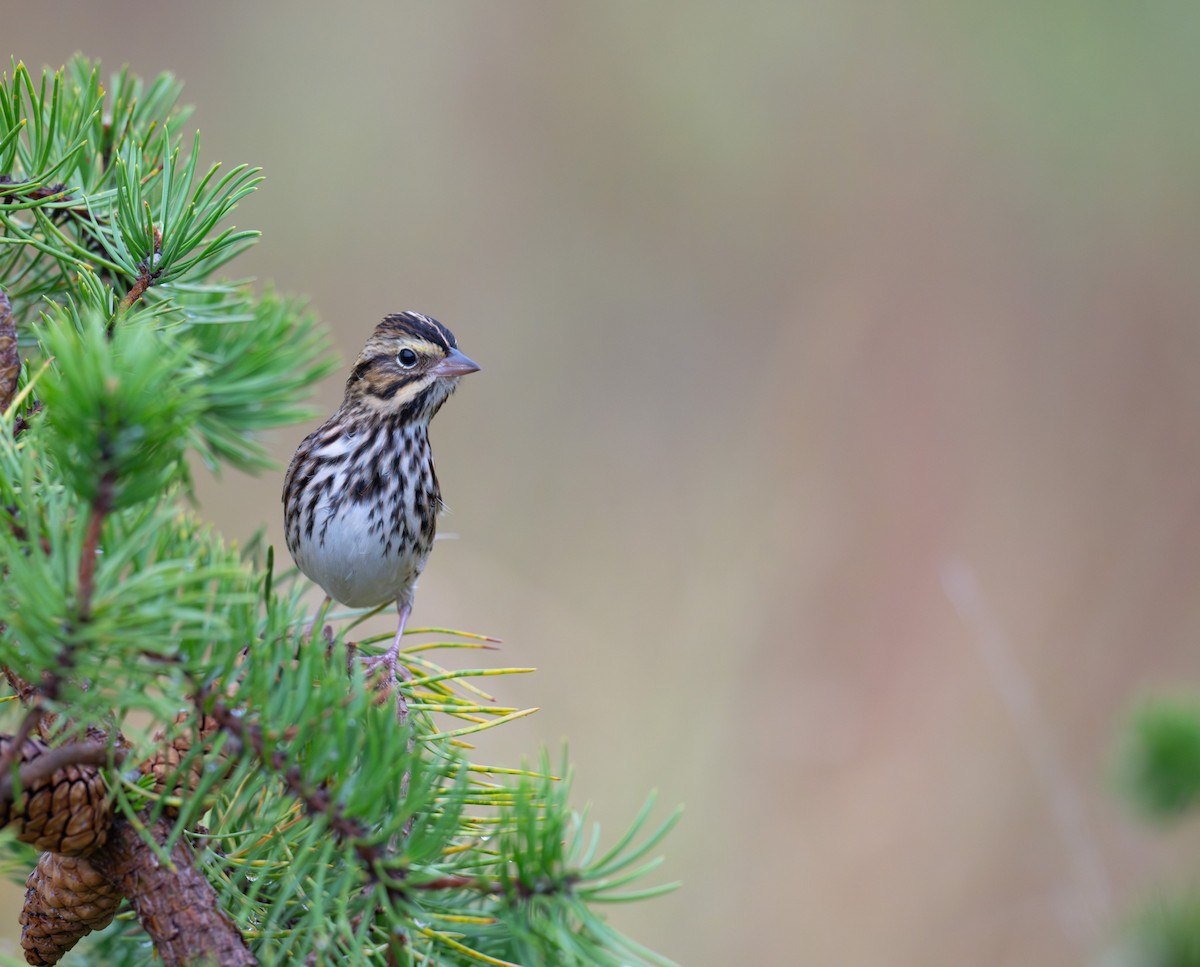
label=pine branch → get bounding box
[0,285,15,410]
[115,225,160,315]
[205,691,408,891]
[76,466,115,623]
[0,55,680,966]
[89,815,257,967]
[0,739,110,803]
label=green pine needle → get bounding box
[0,54,679,967]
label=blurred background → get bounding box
[7,3,1200,964]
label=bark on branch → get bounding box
[0,729,257,965]
[0,286,17,413]
[88,815,257,967]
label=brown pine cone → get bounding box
[19,852,120,965]
[142,712,224,806]
[0,737,111,855]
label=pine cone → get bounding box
[0,737,111,855]
[19,852,120,965]
[142,712,224,806]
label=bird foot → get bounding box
[362,646,412,682]
[362,647,412,723]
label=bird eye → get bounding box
[397,348,418,368]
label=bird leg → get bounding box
[362,601,414,721]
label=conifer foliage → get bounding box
[0,57,678,966]
[1116,700,1200,966]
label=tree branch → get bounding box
[0,175,70,203]
[205,695,374,845]
[77,467,115,623]
[205,694,415,898]
[0,286,16,413]
[88,814,257,967]
[0,706,49,790]
[0,740,113,804]
[408,875,497,893]
[116,225,163,316]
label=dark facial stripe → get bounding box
[351,353,390,383]
[370,373,425,401]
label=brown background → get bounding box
[6,3,1200,964]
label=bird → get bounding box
[282,310,479,687]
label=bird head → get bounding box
[345,311,480,420]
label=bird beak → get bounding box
[429,348,481,378]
